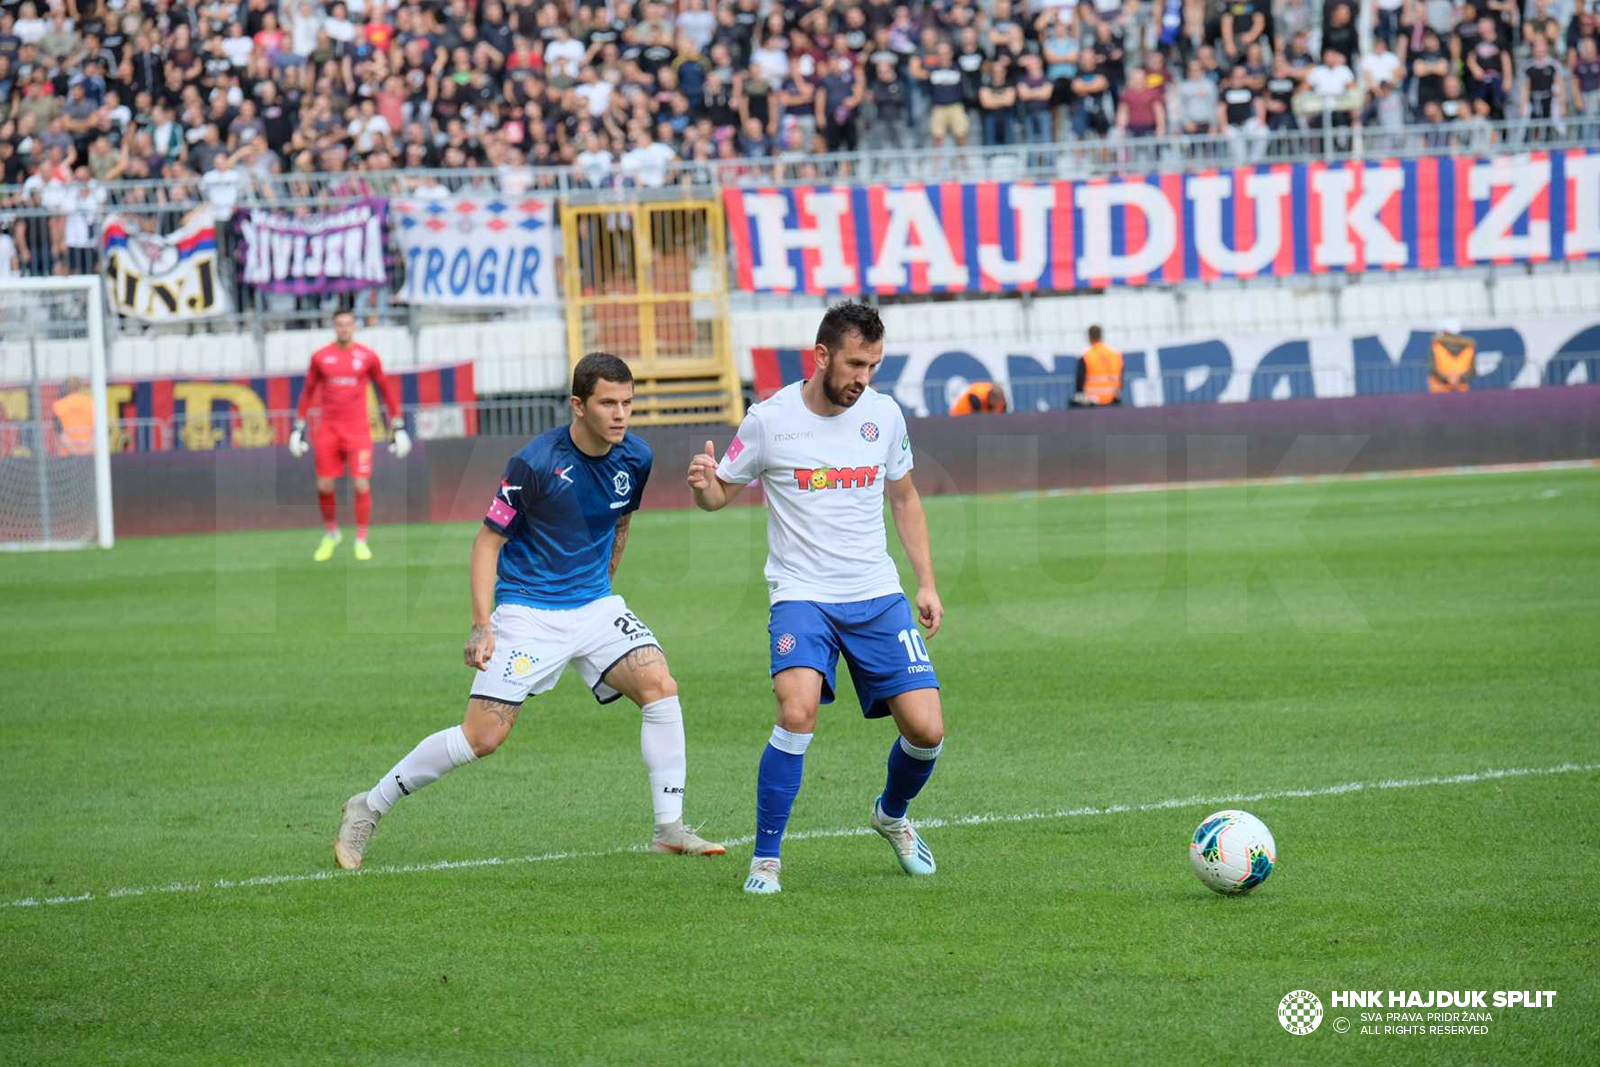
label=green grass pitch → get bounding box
[2,467,1597,1065]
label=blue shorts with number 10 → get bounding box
[768,594,940,719]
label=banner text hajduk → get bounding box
[1332,991,1557,1008]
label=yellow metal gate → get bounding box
[561,197,742,426]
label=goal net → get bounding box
[0,277,113,550]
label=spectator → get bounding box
[1071,49,1116,138]
[1115,68,1166,139]
[736,114,771,157]
[1360,37,1403,93]
[61,165,104,275]
[1305,49,1359,133]
[1218,64,1268,159]
[1039,10,1079,140]
[0,215,17,278]
[620,128,675,186]
[1466,17,1511,119]
[1264,56,1302,132]
[815,52,864,153]
[865,59,909,150]
[202,147,246,217]
[1173,57,1219,135]
[1575,37,1600,128]
[1411,30,1452,120]
[978,61,1016,146]
[574,129,613,186]
[1014,54,1054,148]
[1220,0,1266,63]
[918,40,969,147]
[1522,37,1564,122]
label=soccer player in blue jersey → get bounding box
[334,352,725,869]
[687,301,945,894]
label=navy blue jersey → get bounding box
[483,426,652,609]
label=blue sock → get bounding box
[755,726,812,859]
[879,735,942,819]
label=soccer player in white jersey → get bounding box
[332,353,725,869]
[687,301,945,894]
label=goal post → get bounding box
[0,276,113,551]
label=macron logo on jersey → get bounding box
[793,465,879,491]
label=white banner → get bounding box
[392,196,557,307]
[101,211,230,322]
[870,316,1600,415]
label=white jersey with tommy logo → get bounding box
[717,381,914,605]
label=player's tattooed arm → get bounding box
[464,622,495,669]
[608,513,631,579]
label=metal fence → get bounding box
[3,117,1592,218]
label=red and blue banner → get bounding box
[0,362,478,455]
[723,149,1600,295]
[103,362,477,451]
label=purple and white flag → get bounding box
[237,200,388,295]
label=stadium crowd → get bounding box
[1,0,1598,273]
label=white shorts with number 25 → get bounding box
[470,595,661,706]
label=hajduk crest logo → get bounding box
[775,633,796,656]
[1278,991,1323,1035]
[860,422,879,442]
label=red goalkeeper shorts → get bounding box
[313,425,373,479]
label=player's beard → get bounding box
[821,369,863,408]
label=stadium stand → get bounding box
[1,0,1598,256]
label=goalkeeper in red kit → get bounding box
[288,310,411,561]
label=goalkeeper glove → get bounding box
[388,418,412,459]
[288,418,309,458]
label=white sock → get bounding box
[640,696,686,825]
[367,725,477,815]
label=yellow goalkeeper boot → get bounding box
[312,530,342,562]
[353,539,373,562]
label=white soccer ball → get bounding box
[1189,810,1276,895]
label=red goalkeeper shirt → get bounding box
[295,342,402,438]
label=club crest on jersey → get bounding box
[613,471,631,497]
[775,633,796,656]
[860,422,879,442]
[794,465,879,491]
[504,651,540,679]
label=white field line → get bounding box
[3,761,1595,912]
[1024,457,1600,500]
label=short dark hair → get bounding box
[1088,325,1103,343]
[572,351,633,402]
[334,309,355,322]
[815,300,884,354]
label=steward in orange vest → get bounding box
[1072,326,1124,406]
[52,378,96,455]
[949,381,1007,415]
[1428,331,1475,393]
